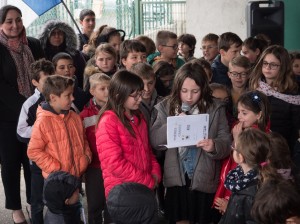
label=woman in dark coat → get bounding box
[0,5,44,223]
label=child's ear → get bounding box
[157,45,164,53]
[256,111,262,121]
[32,79,39,87]
[220,49,226,57]
[121,58,127,67]
[255,48,260,56]
[49,93,57,102]
[89,87,94,96]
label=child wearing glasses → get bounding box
[211,32,242,88]
[249,45,300,151]
[147,30,185,69]
[150,61,231,223]
[213,90,270,220]
[201,33,219,64]
[96,70,161,199]
[219,128,270,224]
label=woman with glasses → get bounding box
[0,5,44,223]
[249,45,300,151]
[95,70,161,201]
[150,61,231,223]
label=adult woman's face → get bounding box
[0,9,23,39]
[49,29,64,47]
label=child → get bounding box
[52,52,90,112]
[130,62,162,125]
[96,70,161,198]
[249,45,300,151]
[290,51,300,83]
[135,35,156,57]
[211,32,242,87]
[201,33,219,64]
[178,33,197,62]
[252,180,300,224]
[219,128,270,223]
[94,43,118,77]
[214,90,270,216]
[147,30,185,69]
[80,73,111,224]
[210,83,230,102]
[27,75,92,223]
[78,9,96,51]
[150,61,231,223]
[193,58,213,82]
[242,36,268,65]
[227,55,251,121]
[153,60,175,97]
[17,58,55,224]
[120,39,147,70]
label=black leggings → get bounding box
[0,121,31,209]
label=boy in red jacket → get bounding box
[80,73,111,224]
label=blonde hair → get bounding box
[89,73,111,89]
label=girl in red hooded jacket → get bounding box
[96,70,161,198]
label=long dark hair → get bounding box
[168,61,213,115]
[0,5,22,24]
[97,70,144,137]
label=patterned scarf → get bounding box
[224,165,258,192]
[0,28,34,98]
[257,80,300,105]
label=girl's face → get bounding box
[109,35,122,54]
[180,77,201,107]
[262,53,281,84]
[178,42,191,57]
[1,9,23,39]
[95,51,116,73]
[123,90,144,114]
[90,81,110,107]
[237,102,262,128]
[292,59,300,76]
[242,45,259,64]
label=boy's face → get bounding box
[201,40,218,62]
[228,64,249,89]
[178,42,191,57]
[32,71,51,92]
[80,15,95,34]
[95,51,116,73]
[221,44,241,66]
[121,51,147,70]
[90,81,110,107]
[55,59,76,78]
[50,85,74,114]
[142,75,156,101]
[160,38,178,60]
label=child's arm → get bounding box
[17,99,35,143]
[27,120,61,176]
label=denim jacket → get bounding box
[180,145,198,179]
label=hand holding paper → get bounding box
[196,139,214,152]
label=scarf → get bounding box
[0,28,34,98]
[257,80,300,105]
[224,165,258,192]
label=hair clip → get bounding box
[260,161,268,167]
[250,92,261,104]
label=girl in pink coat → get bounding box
[96,70,161,197]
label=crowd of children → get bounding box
[1,4,300,224]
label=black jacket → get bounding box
[211,54,231,88]
[219,180,257,224]
[0,37,44,122]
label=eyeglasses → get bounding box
[200,45,217,51]
[229,71,248,78]
[51,30,64,36]
[162,44,178,50]
[262,61,280,70]
[129,91,145,101]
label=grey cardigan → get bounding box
[150,98,231,193]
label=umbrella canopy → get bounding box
[7,0,62,28]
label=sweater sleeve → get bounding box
[96,115,156,188]
[27,119,61,175]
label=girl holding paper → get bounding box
[150,61,231,224]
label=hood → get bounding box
[38,20,79,56]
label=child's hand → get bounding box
[196,139,214,153]
[232,122,243,142]
[214,197,228,214]
[65,188,79,205]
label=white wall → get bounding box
[187,0,257,57]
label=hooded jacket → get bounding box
[27,103,92,178]
[39,20,86,88]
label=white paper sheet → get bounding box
[165,114,209,148]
